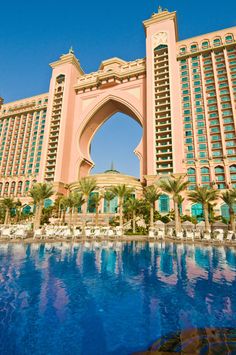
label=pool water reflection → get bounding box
[0,242,235,355]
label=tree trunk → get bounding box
[150,205,154,227]
[62,209,66,225]
[4,209,9,225]
[132,210,136,234]
[34,203,42,230]
[95,206,99,226]
[229,207,235,232]
[174,199,181,233]
[119,198,123,227]
[69,208,72,227]
[84,196,89,215]
[203,203,210,232]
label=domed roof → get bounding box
[104,163,120,175]
[104,169,120,174]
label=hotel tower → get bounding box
[0,7,236,217]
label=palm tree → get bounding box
[59,196,68,225]
[125,198,140,234]
[1,197,15,225]
[188,186,220,232]
[63,192,85,227]
[90,193,102,226]
[29,183,54,230]
[158,175,189,233]
[15,199,22,223]
[103,190,115,214]
[144,185,161,227]
[221,190,236,232]
[110,185,134,226]
[77,177,97,214]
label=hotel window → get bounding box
[185,138,193,144]
[212,143,221,149]
[212,151,222,157]
[197,122,205,127]
[227,149,236,155]
[186,153,194,159]
[180,46,187,54]
[198,136,206,142]
[202,41,209,49]
[225,35,233,43]
[224,125,234,131]
[226,141,235,147]
[202,175,210,182]
[199,152,207,158]
[199,144,207,150]
[211,127,220,133]
[212,135,220,141]
[159,195,170,213]
[196,114,204,120]
[190,44,198,52]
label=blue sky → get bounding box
[0,0,236,176]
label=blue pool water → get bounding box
[0,241,235,355]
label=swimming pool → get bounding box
[0,242,235,354]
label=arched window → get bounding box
[215,166,225,189]
[215,166,224,174]
[201,167,210,174]
[10,181,16,195]
[225,34,233,43]
[190,43,198,52]
[56,74,65,83]
[187,168,196,188]
[159,194,170,213]
[155,44,168,51]
[191,203,204,221]
[4,182,9,196]
[201,167,210,184]
[201,40,209,49]
[24,180,30,193]
[213,37,222,46]
[17,181,23,195]
[230,165,236,172]
[230,165,236,182]
[187,168,195,175]
[179,46,187,54]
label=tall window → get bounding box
[159,195,170,213]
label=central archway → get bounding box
[77,95,146,181]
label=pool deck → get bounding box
[0,235,236,248]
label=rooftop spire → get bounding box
[69,46,74,54]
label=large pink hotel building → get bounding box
[0,8,236,216]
